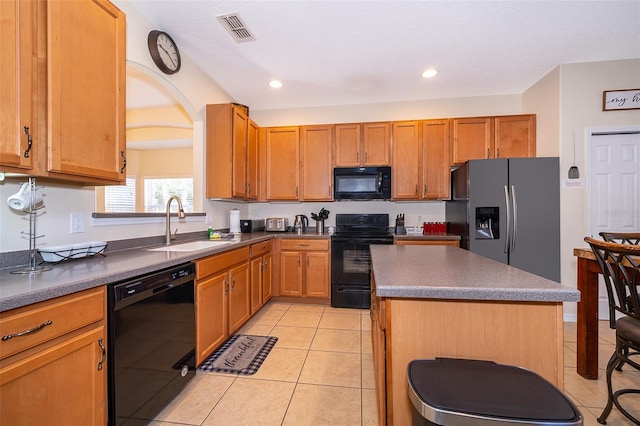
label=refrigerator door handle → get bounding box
[511,184,518,252]
[504,185,511,253]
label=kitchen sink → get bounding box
[148,240,234,252]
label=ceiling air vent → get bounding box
[217,13,256,43]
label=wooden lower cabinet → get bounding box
[373,297,565,425]
[278,239,330,299]
[195,271,228,365]
[370,278,387,425]
[250,241,273,314]
[195,247,251,365]
[0,287,107,425]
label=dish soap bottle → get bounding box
[207,226,213,240]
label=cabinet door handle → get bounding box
[2,320,52,341]
[23,126,33,158]
[306,256,310,267]
[298,255,301,268]
[486,148,490,159]
[415,184,418,195]
[356,152,359,163]
[423,184,427,196]
[120,150,127,173]
[224,278,229,294]
[496,147,501,158]
[365,152,368,163]
[97,338,106,370]
[231,276,236,290]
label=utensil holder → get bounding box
[316,220,324,234]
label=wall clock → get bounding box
[147,30,181,75]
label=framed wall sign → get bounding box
[602,89,640,111]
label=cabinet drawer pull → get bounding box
[97,338,106,370]
[120,150,127,173]
[23,126,33,158]
[2,320,53,341]
[298,243,310,247]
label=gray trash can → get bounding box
[407,358,582,426]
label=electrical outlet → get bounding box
[70,212,84,233]
[418,215,422,224]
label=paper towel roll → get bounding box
[229,209,241,233]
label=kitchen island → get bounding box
[370,245,580,426]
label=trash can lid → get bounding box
[407,358,582,426]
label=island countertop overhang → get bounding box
[371,245,580,303]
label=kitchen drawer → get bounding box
[250,240,272,258]
[0,287,105,360]
[280,239,329,251]
[196,246,250,279]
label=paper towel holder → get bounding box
[9,177,52,275]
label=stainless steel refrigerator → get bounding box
[445,157,560,282]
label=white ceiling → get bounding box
[123,0,640,111]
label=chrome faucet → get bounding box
[166,196,186,245]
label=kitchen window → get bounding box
[101,177,194,213]
[144,178,194,213]
[104,177,136,212]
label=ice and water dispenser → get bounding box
[475,207,499,239]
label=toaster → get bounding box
[265,217,289,232]
[240,219,265,233]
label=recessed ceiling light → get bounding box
[269,80,283,89]
[421,69,438,78]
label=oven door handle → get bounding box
[335,287,370,293]
[331,238,393,244]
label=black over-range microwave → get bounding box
[333,166,391,200]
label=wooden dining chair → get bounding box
[600,232,640,246]
[584,237,640,425]
[600,233,640,330]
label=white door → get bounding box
[588,130,640,318]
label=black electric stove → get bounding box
[330,214,393,308]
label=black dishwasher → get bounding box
[107,262,196,425]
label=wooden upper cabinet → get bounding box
[391,121,421,200]
[363,122,391,166]
[451,117,493,165]
[231,107,248,198]
[47,0,126,183]
[334,122,390,167]
[334,124,360,167]
[246,119,259,200]
[451,114,536,165]
[301,125,333,201]
[206,103,256,200]
[494,114,536,159]
[265,127,300,200]
[0,0,35,172]
[422,119,451,200]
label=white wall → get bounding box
[523,58,640,320]
[559,59,640,319]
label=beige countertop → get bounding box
[371,245,580,302]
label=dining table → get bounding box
[574,247,601,379]
[574,246,640,380]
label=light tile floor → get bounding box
[150,302,640,426]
